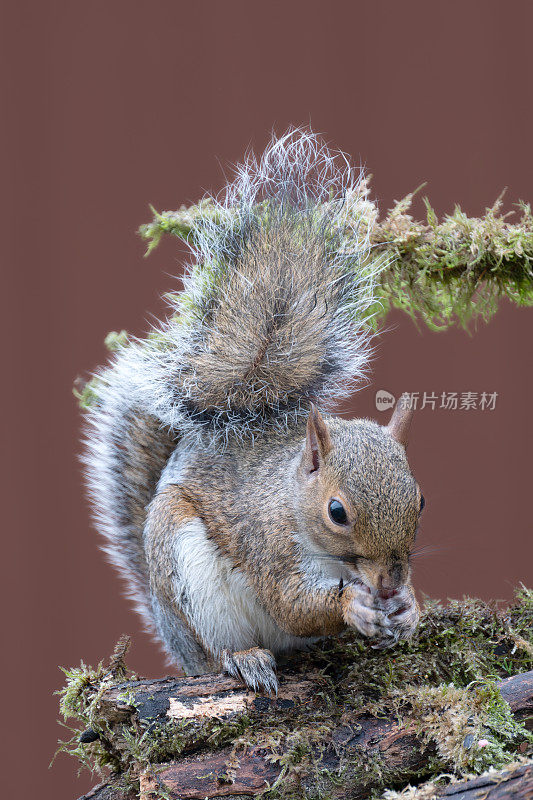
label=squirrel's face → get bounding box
[295,402,423,596]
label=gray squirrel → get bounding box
[84,129,422,693]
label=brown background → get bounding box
[2,1,532,797]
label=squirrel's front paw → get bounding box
[341,583,392,640]
[222,647,278,694]
[378,584,420,646]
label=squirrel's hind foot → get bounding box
[222,647,278,695]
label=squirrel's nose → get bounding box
[377,571,399,599]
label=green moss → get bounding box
[313,592,533,702]
[73,375,102,410]
[388,680,532,773]
[104,330,129,352]
[372,192,533,330]
[73,330,129,410]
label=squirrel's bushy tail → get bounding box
[133,128,379,442]
[84,128,379,605]
[83,364,176,622]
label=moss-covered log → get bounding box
[100,669,533,730]
[76,670,532,799]
[59,592,533,799]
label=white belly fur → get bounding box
[172,517,316,656]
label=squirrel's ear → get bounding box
[301,404,333,475]
[386,394,414,448]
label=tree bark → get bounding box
[78,764,533,800]
[436,764,533,799]
[77,782,137,800]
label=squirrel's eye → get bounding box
[328,499,348,526]
[420,494,425,512]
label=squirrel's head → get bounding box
[294,400,423,597]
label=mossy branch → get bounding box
[74,186,533,411]
[57,589,533,800]
[139,186,533,331]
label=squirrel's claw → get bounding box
[370,639,394,650]
[370,586,420,648]
[370,629,399,650]
[222,647,278,695]
[383,585,420,641]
